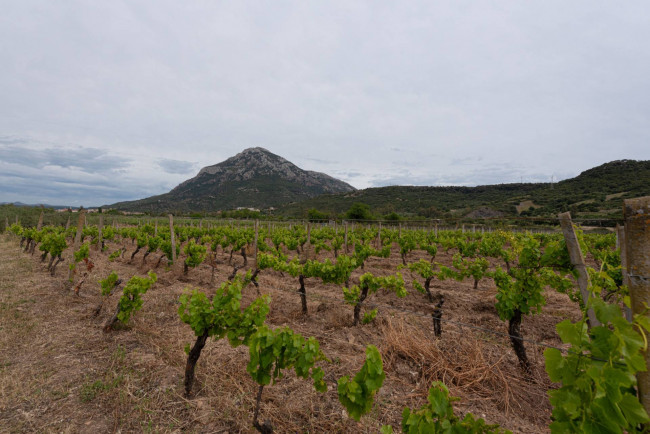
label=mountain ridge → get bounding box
[278,159,650,219]
[110,147,355,213]
[109,150,650,220]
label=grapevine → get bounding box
[337,344,385,421]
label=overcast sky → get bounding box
[1,1,649,206]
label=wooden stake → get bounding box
[623,196,650,415]
[68,210,87,280]
[378,222,382,248]
[253,219,259,269]
[98,215,104,251]
[36,209,44,230]
[307,222,311,247]
[616,225,633,322]
[558,212,600,328]
[169,214,176,264]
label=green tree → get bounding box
[346,202,373,221]
[307,208,329,222]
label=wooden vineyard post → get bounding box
[4,216,8,232]
[623,196,650,414]
[377,222,382,248]
[169,214,176,264]
[344,221,349,254]
[307,222,311,249]
[253,219,259,269]
[36,209,44,231]
[399,223,402,238]
[616,225,633,322]
[68,209,87,281]
[558,212,600,328]
[154,220,158,236]
[98,215,103,251]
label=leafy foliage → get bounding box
[247,325,328,393]
[99,271,119,297]
[108,249,121,262]
[160,239,180,264]
[544,297,650,433]
[337,345,385,421]
[183,239,207,271]
[39,232,67,258]
[400,382,509,433]
[345,202,374,221]
[343,272,407,307]
[178,274,270,346]
[73,243,90,263]
[116,271,157,324]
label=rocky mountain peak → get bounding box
[109,148,355,212]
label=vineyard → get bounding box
[1,206,649,433]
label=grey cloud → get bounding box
[301,157,337,165]
[0,136,27,145]
[1,2,649,204]
[0,145,131,174]
[157,158,196,175]
[0,170,167,206]
[330,170,363,178]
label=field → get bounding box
[0,221,598,433]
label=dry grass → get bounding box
[378,316,552,429]
[0,233,566,433]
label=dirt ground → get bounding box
[0,234,582,433]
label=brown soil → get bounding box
[0,234,581,433]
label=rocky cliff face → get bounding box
[110,147,355,212]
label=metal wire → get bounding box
[628,273,650,283]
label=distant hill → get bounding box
[110,147,356,213]
[109,153,650,220]
[0,202,75,210]
[278,159,650,220]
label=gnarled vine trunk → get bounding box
[252,384,273,433]
[241,247,247,267]
[184,330,209,396]
[298,275,307,315]
[508,309,531,374]
[424,277,433,303]
[353,285,370,326]
[432,296,444,337]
